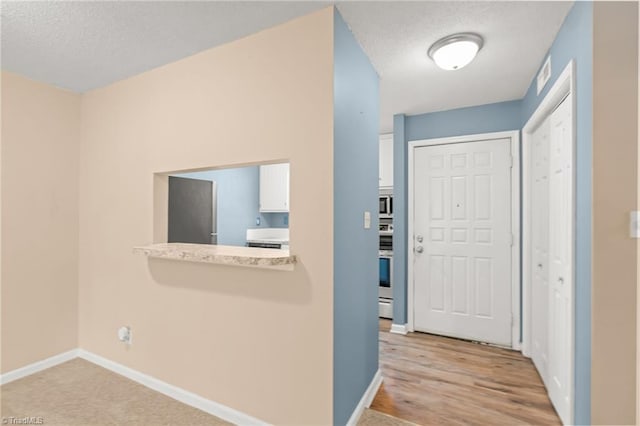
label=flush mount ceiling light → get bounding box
[428,33,484,71]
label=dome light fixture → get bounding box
[428,33,484,71]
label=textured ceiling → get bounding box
[0,1,329,92]
[337,1,574,131]
[1,1,573,132]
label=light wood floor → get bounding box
[371,319,561,426]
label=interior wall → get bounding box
[332,9,379,425]
[592,2,638,424]
[405,100,522,141]
[78,8,335,424]
[1,72,80,372]
[1,70,3,378]
[392,114,406,324]
[392,100,522,326]
[519,2,593,422]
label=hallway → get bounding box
[371,319,561,425]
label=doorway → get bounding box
[522,61,575,425]
[407,131,521,348]
[168,176,217,245]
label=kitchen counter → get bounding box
[133,243,296,271]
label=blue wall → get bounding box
[520,3,592,424]
[175,166,288,246]
[392,100,522,323]
[406,100,523,141]
[392,3,592,423]
[333,9,379,426]
[392,114,407,324]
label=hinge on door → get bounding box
[510,233,515,246]
[510,156,515,168]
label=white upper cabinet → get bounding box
[379,134,394,188]
[259,163,290,212]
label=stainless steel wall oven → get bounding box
[379,218,393,319]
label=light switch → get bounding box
[631,211,640,238]
[364,211,371,229]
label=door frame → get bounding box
[522,61,574,354]
[407,130,521,349]
[522,60,575,423]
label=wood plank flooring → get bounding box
[370,319,561,426]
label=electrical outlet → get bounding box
[118,326,132,345]
[256,217,261,226]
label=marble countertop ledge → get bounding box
[133,243,296,271]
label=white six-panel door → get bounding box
[547,94,573,424]
[413,139,512,347]
[527,93,574,425]
[531,116,551,385]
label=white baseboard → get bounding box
[346,369,383,426]
[0,349,79,385]
[390,323,409,335]
[77,350,267,426]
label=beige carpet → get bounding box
[1,358,230,425]
[1,358,413,425]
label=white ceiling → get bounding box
[1,1,573,132]
[338,1,574,131]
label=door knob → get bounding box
[416,246,424,253]
[537,263,543,268]
[416,235,424,243]
[558,277,564,284]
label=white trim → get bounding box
[522,61,574,356]
[390,323,409,335]
[510,133,521,349]
[522,132,531,358]
[407,130,521,351]
[521,60,575,424]
[0,349,79,385]
[77,350,268,426]
[346,369,383,426]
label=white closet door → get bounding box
[547,94,573,425]
[531,116,551,385]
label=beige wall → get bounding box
[1,72,80,372]
[1,67,3,382]
[592,2,639,424]
[637,4,640,424]
[78,8,334,424]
